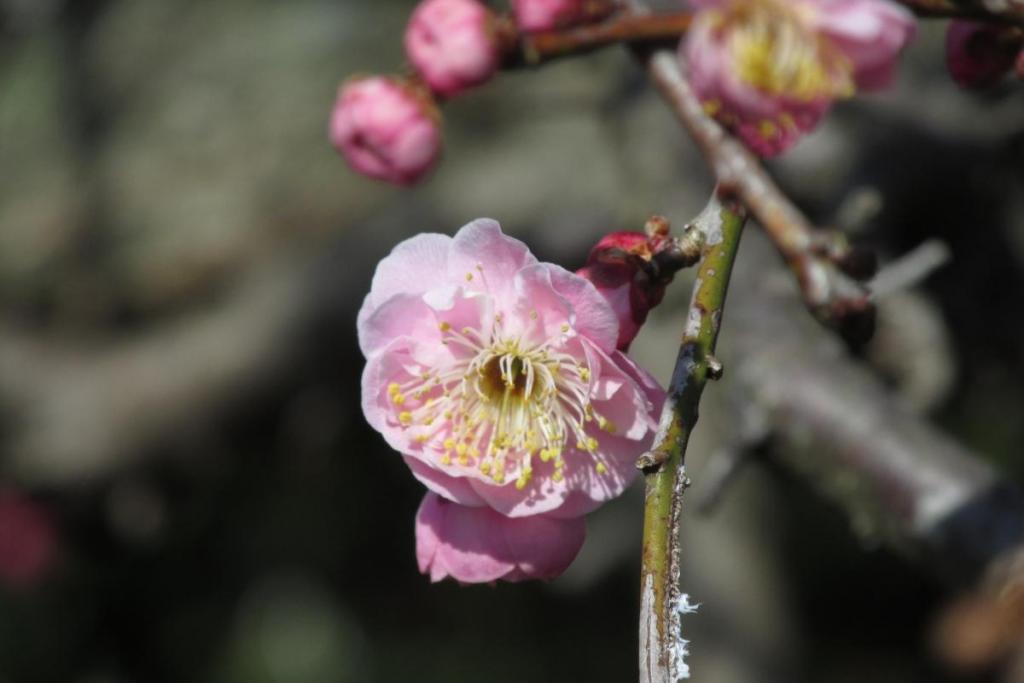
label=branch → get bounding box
[508,11,691,66]
[892,0,1024,24]
[720,233,1024,674]
[638,45,876,342]
[638,193,747,683]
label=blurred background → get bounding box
[1,0,1023,681]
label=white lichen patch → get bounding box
[669,593,700,680]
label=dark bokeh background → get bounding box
[1,1,1023,681]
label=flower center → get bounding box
[388,313,615,489]
[717,0,853,101]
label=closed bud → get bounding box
[405,0,504,97]
[329,76,442,185]
[945,20,1020,89]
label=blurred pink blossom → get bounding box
[512,0,590,32]
[416,492,585,582]
[329,76,442,185]
[945,20,1021,89]
[683,0,916,156]
[0,488,58,590]
[359,220,663,582]
[405,0,503,97]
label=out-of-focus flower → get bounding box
[329,76,442,185]
[576,231,672,352]
[511,0,607,33]
[415,493,585,582]
[683,0,916,156]
[945,20,1021,89]
[359,219,663,582]
[0,488,58,590]
[405,0,503,97]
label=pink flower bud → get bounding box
[511,0,592,32]
[576,231,669,351]
[415,493,586,583]
[684,0,914,157]
[945,20,1020,89]
[0,488,58,590]
[405,0,503,97]
[329,76,442,185]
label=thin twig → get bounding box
[638,193,746,683]
[508,11,691,66]
[637,47,876,341]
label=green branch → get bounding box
[638,193,746,683]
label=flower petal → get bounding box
[415,493,516,583]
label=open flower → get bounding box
[683,0,916,156]
[329,76,442,185]
[405,0,503,97]
[359,220,664,582]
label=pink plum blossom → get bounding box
[329,76,442,185]
[683,0,916,156]
[945,20,1021,89]
[405,0,503,97]
[512,0,599,33]
[0,488,58,590]
[359,219,664,582]
[576,231,670,352]
[416,493,585,582]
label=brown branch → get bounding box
[722,233,1024,675]
[633,44,876,342]
[501,11,691,67]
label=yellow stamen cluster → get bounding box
[717,0,854,102]
[385,288,615,487]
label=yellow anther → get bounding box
[388,382,401,396]
[702,98,722,117]
[552,470,564,483]
[529,310,538,320]
[560,323,570,333]
[596,462,608,475]
[391,393,405,406]
[455,443,468,457]
[586,437,599,452]
[414,434,429,443]
[465,272,474,281]
[439,321,451,332]
[758,119,778,139]
[398,411,413,426]
[423,418,434,426]
[579,367,591,381]
[443,438,456,450]
[479,461,491,475]
[440,454,452,465]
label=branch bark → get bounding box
[639,193,746,683]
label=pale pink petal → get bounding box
[415,494,516,583]
[546,264,620,353]
[447,219,537,299]
[501,514,585,580]
[814,0,916,90]
[405,456,489,507]
[360,232,452,322]
[358,293,439,359]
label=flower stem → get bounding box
[638,192,746,683]
[504,12,692,67]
